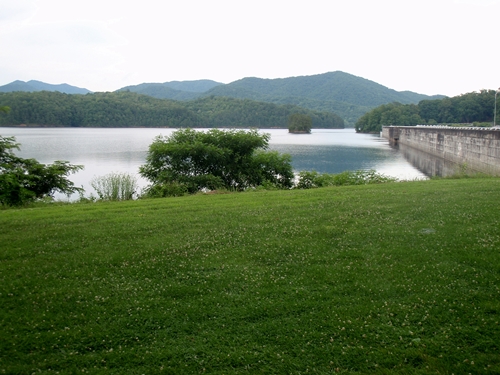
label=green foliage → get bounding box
[288,113,312,133]
[143,181,189,198]
[0,136,83,206]
[139,128,294,195]
[295,169,397,189]
[117,80,222,100]
[184,96,344,129]
[0,91,344,129]
[0,105,10,114]
[252,150,294,188]
[0,91,204,128]
[204,71,444,126]
[90,172,138,201]
[356,90,497,133]
[355,102,423,133]
[0,80,91,94]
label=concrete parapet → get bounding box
[382,126,500,175]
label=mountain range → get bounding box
[0,80,92,95]
[0,72,445,126]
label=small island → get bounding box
[288,113,312,133]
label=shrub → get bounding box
[0,136,83,206]
[90,172,138,201]
[143,181,188,198]
[139,128,294,194]
[295,170,396,189]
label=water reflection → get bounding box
[266,129,427,181]
[395,143,463,177]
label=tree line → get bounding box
[0,91,344,129]
[355,90,497,133]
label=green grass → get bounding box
[1,178,499,374]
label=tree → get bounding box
[288,113,312,133]
[0,136,83,206]
[139,128,294,196]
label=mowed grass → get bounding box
[1,179,499,374]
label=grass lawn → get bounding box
[1,178,499,374]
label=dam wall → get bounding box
[382,126,500,175]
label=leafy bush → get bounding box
[139,128,294,195]
[295,169,396,189]
[90,172,138,201]
[0,136,83,206]
[143,181,188,198]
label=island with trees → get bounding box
[288,113,312,133]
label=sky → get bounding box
[1,0,499,97]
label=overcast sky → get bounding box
[1,0,499,97]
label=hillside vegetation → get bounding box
[117,80,223,101]
[112,72,443,126]
[184,96,344,129]
[0,72,444,127]
[0,80,91,95]
[1,179,499,373]
[203,72,444,126]
[0,91,343,129]
[356,90,496,133]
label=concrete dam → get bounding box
[382,126,500,176]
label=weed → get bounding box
[90,172,138,201]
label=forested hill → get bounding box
[0,80,91,95]
[1,73,444,127]
[117,80,223,101]
[206,72,440,107]
[0,91,344,129]
[184,96,344,129]
[202,72,445,126]
[355,90,496,133]
[112,72,443,126]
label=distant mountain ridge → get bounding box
[162,80,223,93]
[202,72,445,126]
[1,72,445,126]
[206,72,442,107]
[117,80,223,100]
[115,72,444,126]
[0,80,91,94]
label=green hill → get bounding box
[1,74,445,127]
[184,96,344,128]
[206,71,443,107]
[0,91,204,128]
[117,83,200,101]
[0,80,91,95]
[355,89,497,133]
[113,72,444,127]
[203,72,445,126]
[0,91,344,128]
[117,80,223,101]
[161,79,223,93]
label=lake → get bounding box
[1,127,438,199]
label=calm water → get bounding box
[1,127,430,199]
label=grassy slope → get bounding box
[1,179,499,374]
